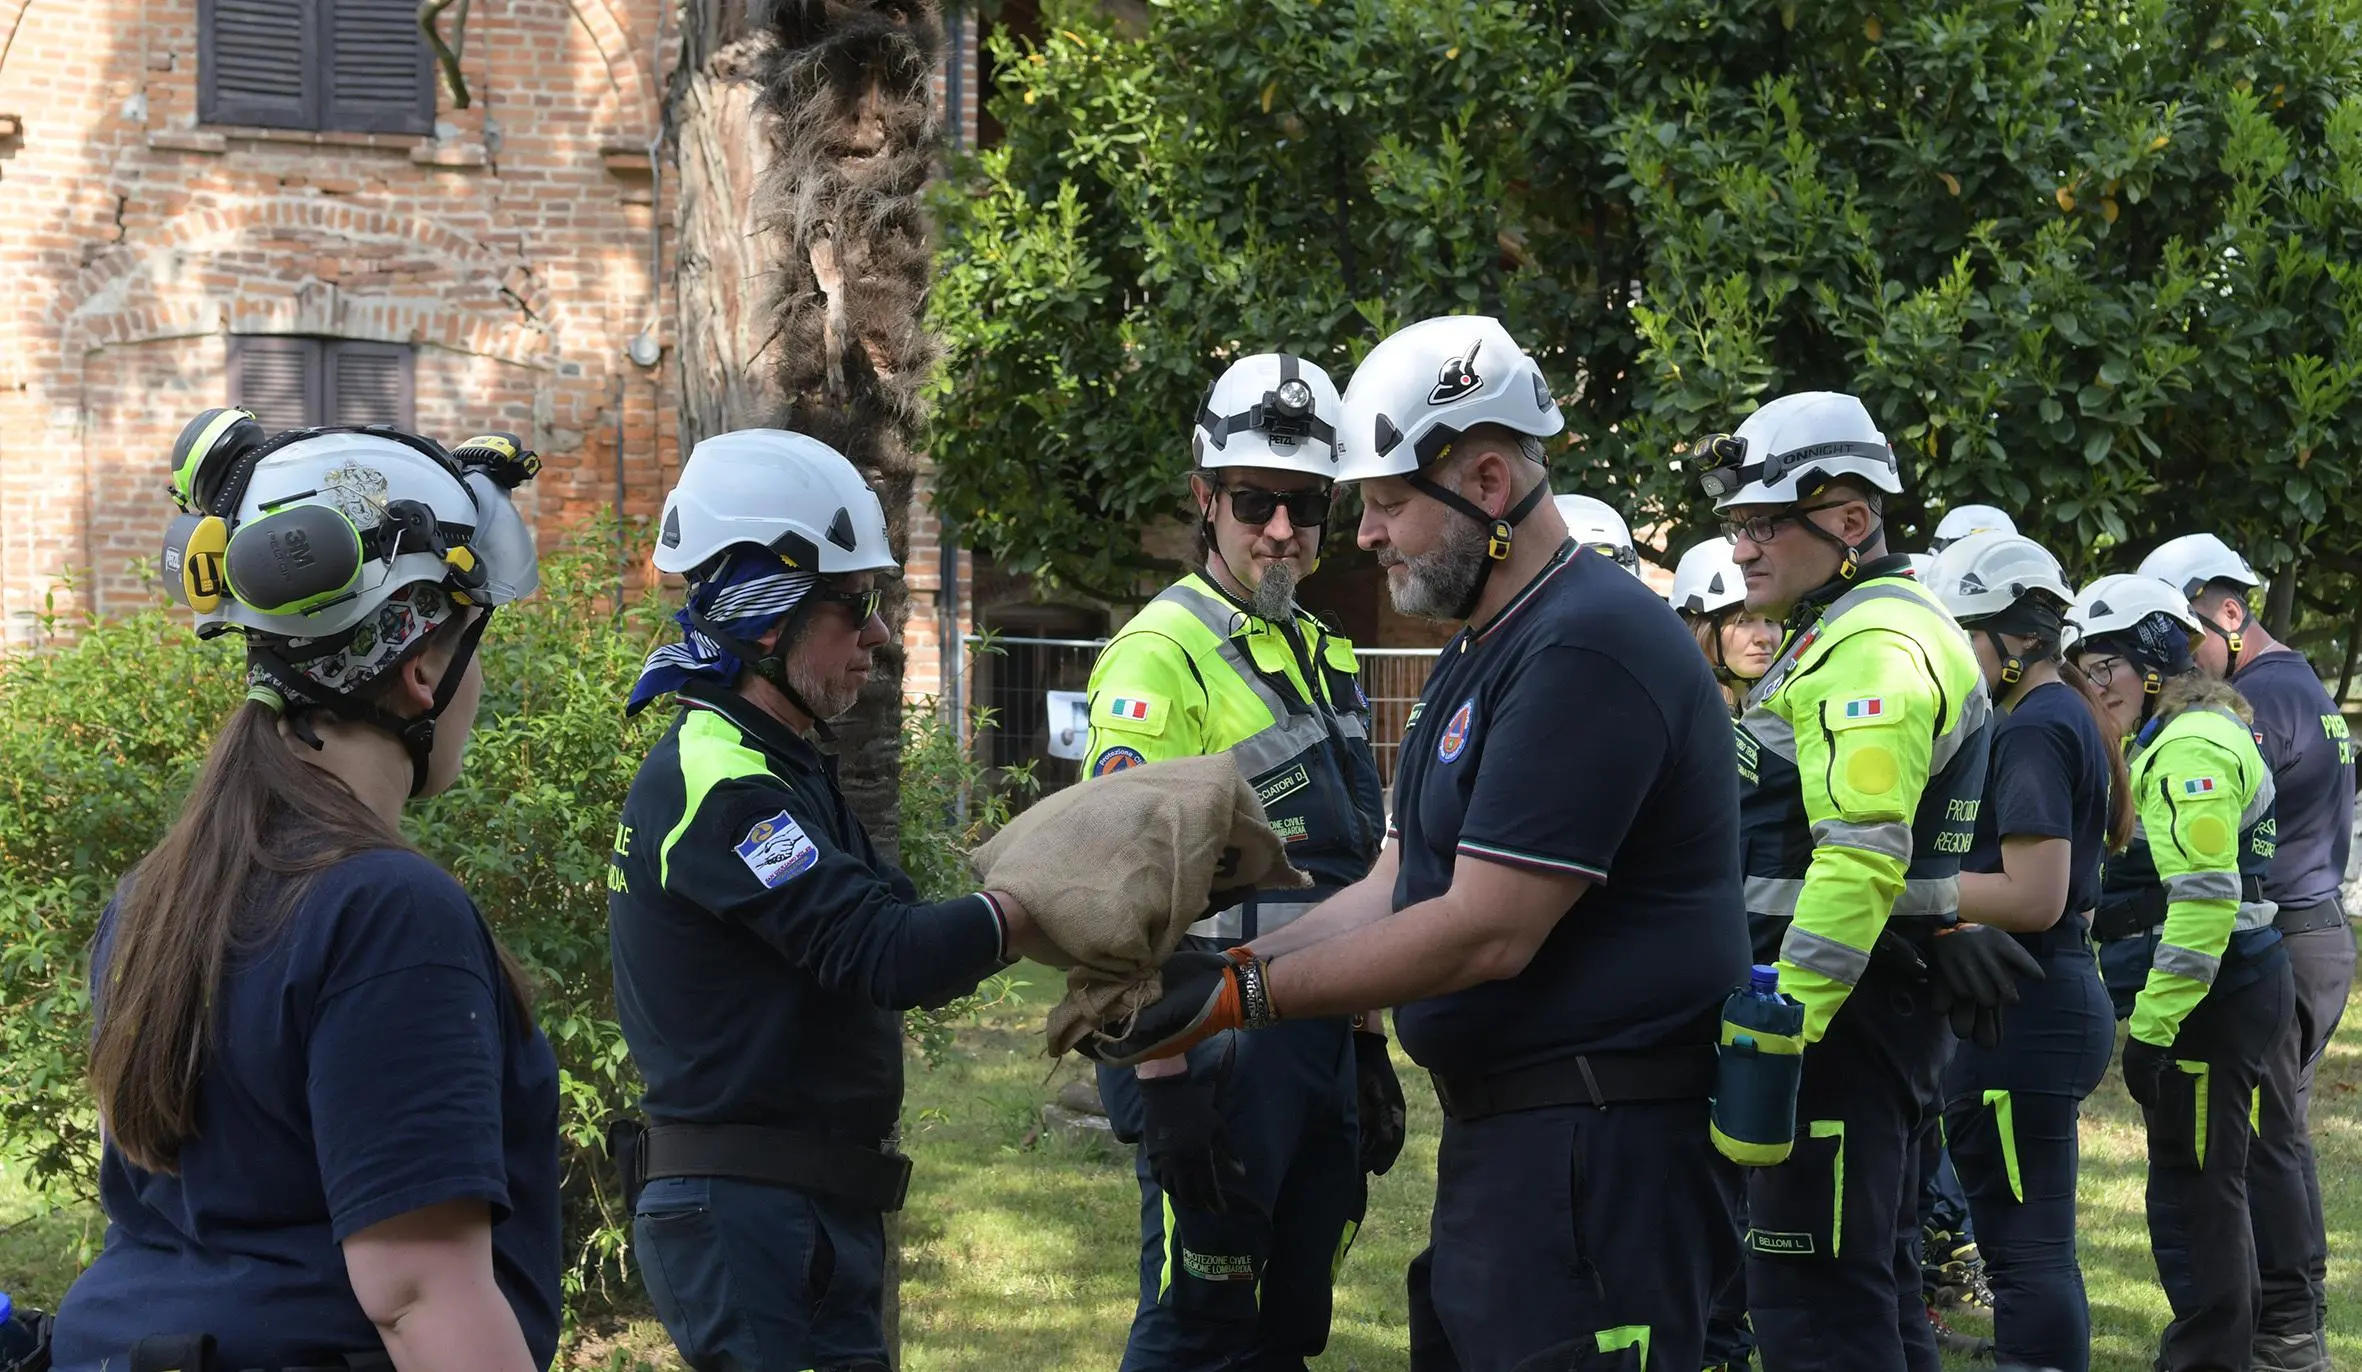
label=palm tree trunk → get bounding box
[668,3,946,1360]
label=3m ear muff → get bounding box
[170,408,270,517]
[161,512,230,612]
[224,504,367,617]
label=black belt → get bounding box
[126,1336,388,1372]
[1429,1044,1719,1122]
[629,1121,913,1213]
[2274,898,2348,935]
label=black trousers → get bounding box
[2144,959,2296,1370]
[1747,962,1953,1372]
[2249,917,2354,1335]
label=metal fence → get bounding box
[963,636,1443,798]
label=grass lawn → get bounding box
[6,960,2359,1370]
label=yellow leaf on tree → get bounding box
[1938,171,1961,197]
[1446,46,1461,59]
[1261,81,1277,114]
[2298,447,2314,468]
[2150,134,2171,151]
[2056,186,2076,212]
[1023,89,1038,105]
[1865,14,1883,41]
[2102,197,2120,223]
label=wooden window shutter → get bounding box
[325,341,416,428]
[326,0,434,136]
[229,336,322,432]
[199,0,314,130]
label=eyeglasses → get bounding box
[1719,501,1851,545]
[811,582,882,625]
[1222,485,1332,528]
[2078,654,2128,688]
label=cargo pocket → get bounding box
[1746,1120,1844,1260]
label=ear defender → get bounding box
[161,512,231,612]
[223,503,366,617]
[169,408,268,516]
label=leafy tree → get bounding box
[930,0,2362,685]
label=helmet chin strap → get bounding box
[1403,471,1550,621]
[2199,601,2253,672]
[1793,504,1884,584]
[252,608,497,798]
[687,603,836,742]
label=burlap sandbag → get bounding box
[969,753,1308,1055]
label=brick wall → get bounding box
[0,0,680,639]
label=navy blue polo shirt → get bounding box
[1387,543,1750,1077]
[55,850,562,1371]
[1963,679,2112,956]
[2234,649,2356,910]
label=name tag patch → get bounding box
[1256,762,1311,809]
[736,810,820,889]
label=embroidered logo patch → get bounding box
[2183,776,2219,796]
[1180,1247,1259,1282]
[1438,699,1475,763]
[1109,697,1153,722]
[735,810,819,889]
[1093,745,1147,776]
[1841,697,1886,720]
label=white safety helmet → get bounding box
[2136,532,2261,601]
[1554,494,1640,574]
[1693,391,1903,510]
[1193,353,1342,477]
[1926,530,2072,625]
[163,417,540,642]
[1929,503,2017,552]
[1670,537,1747,617]
[1334,315,1563,484]
[656,429,897,579]
[2063,572,2204,696]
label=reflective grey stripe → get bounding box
[1189,898,1320,942]
[1813,818,1913,862]
[1745,874,1960,920]
[2164,870,2241,903]
[1931,689,1990,771]
[2244,764,2276,828]
[1742,705,1797,763]
[2153,942,2221,985]
[1780,925,1872,987]
[2235,899,2278,932]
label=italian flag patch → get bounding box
[2183,777,2219,796]
[1109,697,1152,721]
[1842,697,1886,720]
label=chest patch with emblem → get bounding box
[1438,699,1475,763]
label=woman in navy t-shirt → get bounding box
[1923,531,2128,1372]
[52,421,561,1371]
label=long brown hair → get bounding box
[90,677,530,1173]
[2060,661,2137,852]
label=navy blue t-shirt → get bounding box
[1388,544,1750,1077]
[55,850,563,1371]
[1963,680,2112,956]
[2234,649,2356,910]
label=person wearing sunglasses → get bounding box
[606,429,1063,1372]
[1696,391,2041,1372]
[2064,574,2289,1372]
[2139,534,2351,1372]
[1078,353,1391,1372]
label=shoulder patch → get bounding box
[1438,698,1476,763]
[1093,689,1169,738]
[2181,776,2220,796]
[736,809,819,889]
[1093,745,1148,776]
[1827,696,1895,731]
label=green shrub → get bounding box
[0,515,1016,1304]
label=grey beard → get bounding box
[1387,518,1491,620]
[787,657,863,723]
[1251,561,1300,622]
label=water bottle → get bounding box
[1711,964,1806,1166]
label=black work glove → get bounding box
[1354,1030,1407,1177]
[1139,1070,1245,1212]
[1928,924,2045,1049]
[2121,1036,2173,1109]
[2091,884,2167,942]
[1077,949,1257,1067]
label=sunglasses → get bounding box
[811,582,883,625]
[1221,485,1333,528]
[1719,501,1851,545]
